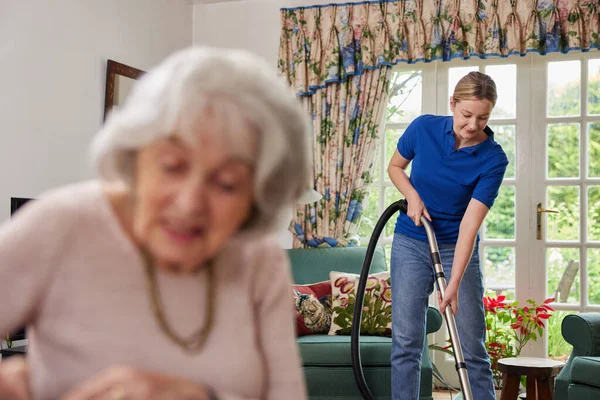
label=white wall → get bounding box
[0,0,192,221]
[192,0,356,68]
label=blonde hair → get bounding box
[90,46,312,237]
[452,71,497,107]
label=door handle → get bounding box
[537,202,559,240]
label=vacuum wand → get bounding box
[420,215,473,400]
[350,199,473,400]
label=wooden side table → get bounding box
[498,357,565,400]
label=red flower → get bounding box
[510,315,524,330]
[534,312,551,327]
[537,298,555,312]
[484,295,506,313]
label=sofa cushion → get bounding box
[298,304,443,367]
[292,281,332,336]
[568,384,600,400]
[288,246,387,284]
[328,271,392,336]
[571,356,600,388]
[298,334,391,366]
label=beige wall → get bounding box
[193,0,360,64]
[0,0,192,220]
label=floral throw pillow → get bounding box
[328,271,392,336]
[292,281,332,336]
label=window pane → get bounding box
[385,129,410,180]
[547,123,580,179]
[547,186,580,241]
[547,60,581,117]
[484,185,515,240]
[372,149,381,183]
[483,246,515,300]
[548,310,574,361]
[588,59,600,115]
[385,129,402,161]
[448,66,478,114]
[387,71,422,123]
[589,248,600,305]
[485,65,516,119]
[589,186,600,242]
[589,123,600,178]
[384,187,401,238]
[384,244,392,269]
[489,125,515,178]
[357,185,380,239]
[547,247,580,304]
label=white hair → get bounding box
[91,46,312,236]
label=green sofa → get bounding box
[287,246,443,400]
[555,313,600,400]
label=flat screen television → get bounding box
[9,197,34,342]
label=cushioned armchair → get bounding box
[288,246,443,400]
[555,313,600,400]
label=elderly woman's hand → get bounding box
[61,366,212,400]
[0,356,30,400]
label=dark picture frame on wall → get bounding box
[103,60,146,121]
[11,197,33,217]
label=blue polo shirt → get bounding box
[394,114,508,243]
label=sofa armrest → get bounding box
[562,313,600,356]
[426,306,443,334]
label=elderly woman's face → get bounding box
[131,116,256,273]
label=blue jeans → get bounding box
[390,232,495,400]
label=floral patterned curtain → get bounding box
[278,0,597,247]
[292,70,391,248]
[280,0,598,82]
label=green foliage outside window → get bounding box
[360,73,600,306]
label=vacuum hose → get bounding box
[350,199,474,400]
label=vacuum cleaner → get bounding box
[350,199,474,400]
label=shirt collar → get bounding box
[445,117,495,156]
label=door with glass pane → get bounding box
[530,54,600,360]
[364,55,600,385]
[443,63,521,302]
[430,60,525,385]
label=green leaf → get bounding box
[429,344,455,357]
[568,13,580,24]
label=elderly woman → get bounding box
[0,47,310,400]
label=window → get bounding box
[359,54,600,363]
[358,69,424,264]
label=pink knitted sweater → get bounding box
[0,181,306,400]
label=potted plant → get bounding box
[484,295,555,395]
[430,295,556,398]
